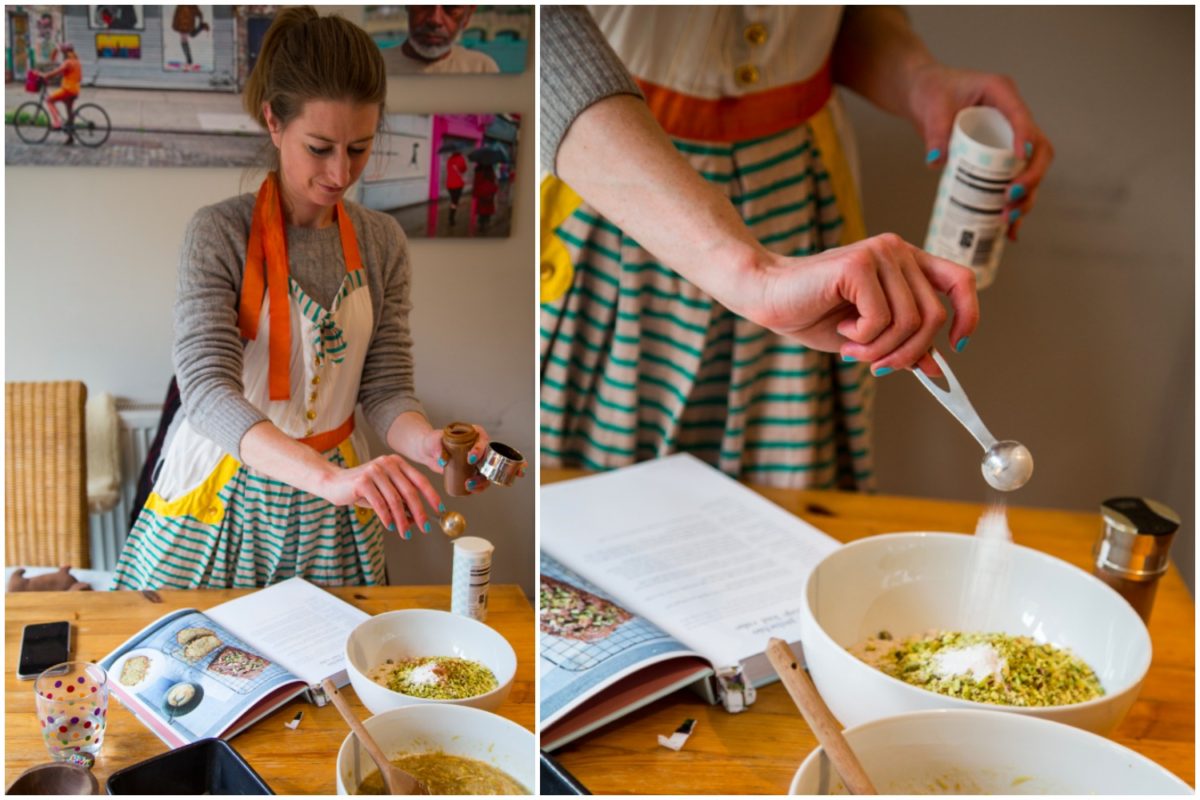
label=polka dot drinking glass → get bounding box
[34,662,108,762]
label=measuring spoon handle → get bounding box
[912,350,998,451]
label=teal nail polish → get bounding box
[925,147,941,164]
[955,336,970,353]
[468,453,478,464]
[842,354,856,363]
[874,367,893,377]
[1009,184,1025,201]
[437,457,446,468]
[423,521,431,533]
[402,528,411,540]
[438,502,446,513]
[1009,209,1021,223]
[1024,141,1033,159]
[387,522,395,531]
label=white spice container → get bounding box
[925,106,1025,289]
[451,536,494,621]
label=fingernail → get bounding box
[437,457,446,467]
[402,528,412,540]
[438,502,446,513]
[387,522,395,532]
[468,453,478,464]
[925,147,941,164]
[874,367,893,377]
[1009,184,1025,201]
[1009,208,1021,223]
[842,354,856,363]
[466,479,476,490]
[1024,141,1033,159]
[955,336,970,353]
[423,520,431,533]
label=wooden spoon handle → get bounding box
[766,638,877,796]
[321,678,416,795]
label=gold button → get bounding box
[310,391,318,402]
[540,262,554,279]
[305,427,314,436]
[735,64,760,86]
[311,375,321,385]
[306,410,317,420]
[744,22,767,46]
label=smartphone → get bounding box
[17,621,71,680]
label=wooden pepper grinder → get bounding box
[442,422,479,497]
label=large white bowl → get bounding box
[790,708,1191,794]
[801,532,1151,734]
[345,609,516,715]
[334,704,535,795]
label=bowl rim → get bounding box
[789,707,1193,794]
[801,531,1153,713]
[344,608,517,706]
[334,703,536,792]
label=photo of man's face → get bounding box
[405,5,475,60]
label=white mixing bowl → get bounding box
[790,708,1191,794]
[800,532,1151,734]
[334,703,535,794]
[345,609,516,715]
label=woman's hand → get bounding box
[317,454,443,538]
[422,424,493,494]
[752,233,978,377]
[908,64,1055,240]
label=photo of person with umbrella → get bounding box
[469,144,509,235]
[441,142,469,226]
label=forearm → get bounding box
[832,6,938,121]
[238,420,339,499]
[385,410,435,462]
[555,94,770,320]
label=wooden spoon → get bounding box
[766,638,877,795]
[321,678,428,795]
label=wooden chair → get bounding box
[5,381,90,569]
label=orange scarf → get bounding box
[237,172,363,401]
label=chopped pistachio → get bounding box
[849,631,1104,707]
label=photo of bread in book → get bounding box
[119,655,151,686]
[176,627,222,662]
[540,575,633,642]
[207,646,270,680]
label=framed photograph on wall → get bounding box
[365,5,531,75]
[358,112,521,238]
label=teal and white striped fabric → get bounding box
[540,124,875,489]
[113,448,385,589]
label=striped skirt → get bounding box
[111,447,386,590]
[540,123,875,489]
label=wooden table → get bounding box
[5,585,534,794]
[543,467,1195,795]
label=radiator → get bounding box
[88,403,161,570]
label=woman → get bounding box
[540,6,1052,490]
[113,7,489,590]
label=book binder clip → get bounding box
[714,665,755,713]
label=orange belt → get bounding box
[298,414,355,454]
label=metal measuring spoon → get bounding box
[911,350,1033,491]
[439,510,467,538]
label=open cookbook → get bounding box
[539,454,840,751]
[100,577,368,748]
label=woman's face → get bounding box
[265,99,379,227]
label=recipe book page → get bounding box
[205,577,370,688]
[541,454,840,676]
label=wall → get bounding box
[3,8,536,598]
[843,7,1194,590]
